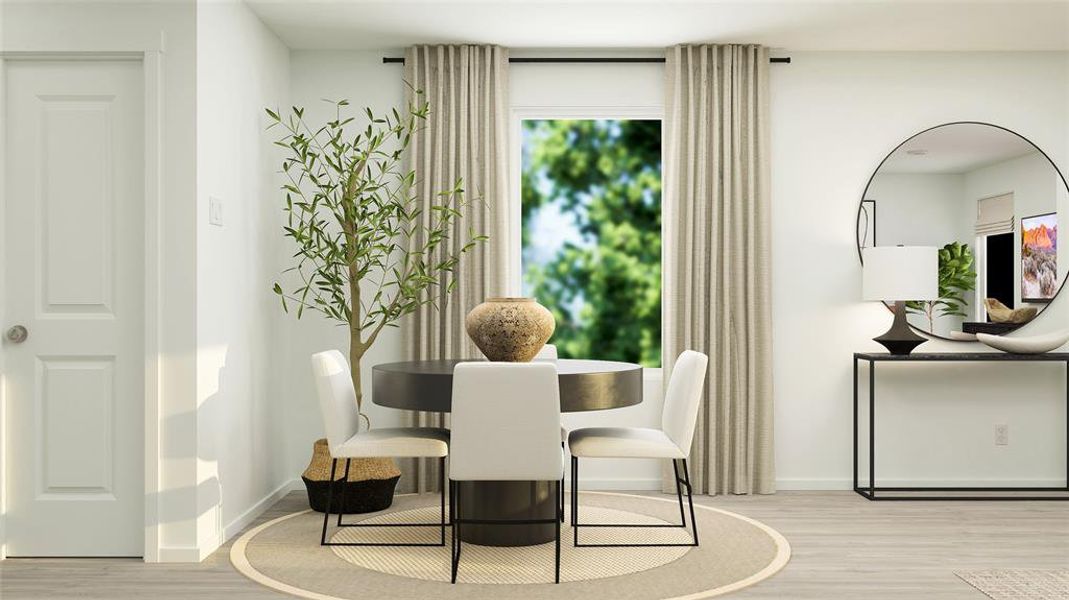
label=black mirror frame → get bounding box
[856,121,1069,341]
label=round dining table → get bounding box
[372,358,643,546]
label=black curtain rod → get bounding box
[383,56,790,64]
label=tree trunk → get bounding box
[349,324,364,417]
[348,251,364,418]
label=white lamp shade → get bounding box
[862,246,939,301]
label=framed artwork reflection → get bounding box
[1021,212,1057,303]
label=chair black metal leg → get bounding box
[336,459,351,526]
[555,479,562,584]
[449,479,456,524]
[559,469,566,523]
[449,478,564,584]
[320,458,338,546]
[672,459,687,527]
[682,458,699,546]
[448,480,457,582]
[560,442,567,523]
[571,456,579,546]
[571,457,700,548]
[326,456,448,547]
[439,456,446,545]
[451,480,461,584]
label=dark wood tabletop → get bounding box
[372,358,645,413]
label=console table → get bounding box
[853,352,1069,501]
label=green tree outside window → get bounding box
[521,119,662,367]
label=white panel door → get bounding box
[3,60,144,556]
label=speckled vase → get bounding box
[465,297,556,362]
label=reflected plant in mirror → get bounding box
[906,242,976,333]
[858,122,1068,341]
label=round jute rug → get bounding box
[231,491,790,599]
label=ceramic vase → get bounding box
[465,297,555,362]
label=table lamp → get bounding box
[862,246,938,355]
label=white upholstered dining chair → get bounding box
[567,349,708,547]
[534,343,568,520]
[535,344,566,435]
[449,362,564,583]
[533,343,558,361]
[311,350,450,547]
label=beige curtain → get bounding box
[399,45,510,493]
[663,44,775,495]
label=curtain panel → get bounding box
[663,44,775,495]
[399,45,510,493]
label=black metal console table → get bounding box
[853,352,1069,501]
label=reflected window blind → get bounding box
[976,193,1014,236]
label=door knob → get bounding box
[5,325,28,343]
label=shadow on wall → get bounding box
[154,355,223,545]
[156,347,278,549]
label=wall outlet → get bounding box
[994,424,1009,446]
[209,196,224,227]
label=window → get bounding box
[520,119,662,367]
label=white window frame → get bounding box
[508,106,664,373]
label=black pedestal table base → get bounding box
[455,481,558,546]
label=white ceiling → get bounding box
[246,0,1069,52]
[878,123,1040,174]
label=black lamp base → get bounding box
[873,301,928,355]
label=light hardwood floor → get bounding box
[1,491,1066,599]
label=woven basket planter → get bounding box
[301,438,401,514]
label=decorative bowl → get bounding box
[976,329,1069,354]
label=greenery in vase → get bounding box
[907,241,977,332]
[267,98,486,424]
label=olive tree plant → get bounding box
[267,98,485,425]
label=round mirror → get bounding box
[858,122,1066,340]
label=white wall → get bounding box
[867,173,969,249]
[0,0,201,561]
[772,52,1068,489]
[194,0,290,557]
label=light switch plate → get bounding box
[995,424,1009,446]
[209,196,223,226]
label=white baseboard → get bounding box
[775,478,1067,491]
[167,478,298,563]
[775,478,854,490]
[156,545,207,563]
[222,479,297,543]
